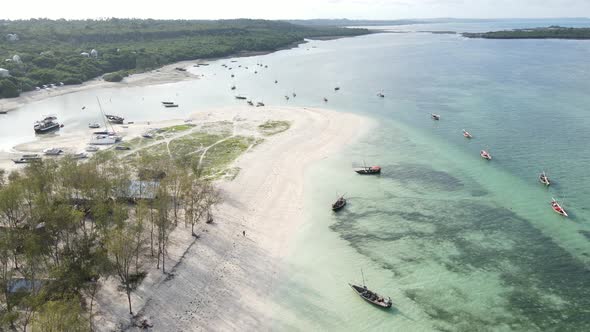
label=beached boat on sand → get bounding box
[43,148,63,156]
[34,115,61,134]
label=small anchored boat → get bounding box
[12,154,42,164]
[34,115,61,134]
[88,123,101,129]
[164,104,179,108]
[334,87,340,91]
[161,101,175,105]
[539,171,550,186]
[235,95,247,100]
[462,129,473,138]
[354,164,381,175]
[284,95,290,100]
[323,97,328,102]
[551,198,568,217]
[247,100,254,106]
[43,148,63,156]
[332,196,347,211]
[349,270,392,309]
[256,102,265,107]
[105,115,124,124]
[431,113,440,120]
[85,146,99,152]
[480,150,492,160]
[377,91,385,98]
[231,85,236,90]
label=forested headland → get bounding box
[0,19,369,98]
[463,26,590,40]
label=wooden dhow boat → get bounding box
[480,150,492,160]
[539,171,550,186]
[349,270,392,309]
[551,198,568,217]
[332,196,347,211]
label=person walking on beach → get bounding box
[243,230,246,237]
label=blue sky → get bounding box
[5,0,590,19]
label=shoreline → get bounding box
[88,106,374,331]
[0,34,367,115]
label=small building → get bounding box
[0,68,10,77]
[116,180,159,202]
[5,33,19,41]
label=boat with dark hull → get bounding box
[349,284,392,309]
[349,269,392,309]
[354,165,381,175]
[34,115,61,134]
[105,115,124,124]
[332,196,346,211]
[539,172,550,186]
[235,95,247,100]
[13,154,42,164]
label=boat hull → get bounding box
[349,284,392,308]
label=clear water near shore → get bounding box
[2,18,590,331]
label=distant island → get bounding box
[0,19,369,99]
[463,26,590,40]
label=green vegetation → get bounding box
[0,19,369,98]
[158,124,196,134]
[258,120,291,136]
[463,26,590,39]
[0,154,220,330]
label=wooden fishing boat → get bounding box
[164,104,179,108]
[332,196,346,211]
[354,165,381,175]
[43,148,63,156]
[105,115,124,124]
[349,269,392,309]
[551,198,568,217]
[235,95,247,100]
[334,87,340,91]
[462,129,473,138]
[349,284,392,308]
[323,97,328,102]
[161,101,175,105]
[480,150,492,160]
[539,172,550,186]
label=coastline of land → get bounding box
[463,26,590,39]
[77,105,372,331]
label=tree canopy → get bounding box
[0,18,369,98]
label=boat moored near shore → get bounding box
[480,150,492,160]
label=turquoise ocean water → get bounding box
[1,18,590,331]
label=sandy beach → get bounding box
[78,105,372,331]
[0,60,202,114]
[0,52,373,330]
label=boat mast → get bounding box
[361,268,366,287]
[96,97,115,133]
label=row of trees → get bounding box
[0,152,220,330]
[0,19,370,98]
[463,26,590,39]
